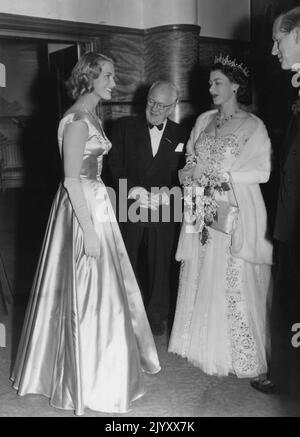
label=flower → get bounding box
[291,63,300,72]
[182,165,230,245]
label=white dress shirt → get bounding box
[149,120,167,157]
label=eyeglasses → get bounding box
[147,98,177,111]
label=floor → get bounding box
[0,189,299,417]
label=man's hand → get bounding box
[128,187,158,210]
[151,192,170,206]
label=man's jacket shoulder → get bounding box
[114,115,145,129]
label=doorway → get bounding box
[0,37,85,302]
[0,39,80,191]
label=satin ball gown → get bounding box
[11,113,160,415]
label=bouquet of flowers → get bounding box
[181,160,230,245]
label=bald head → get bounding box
[146,81,178,126]
[148,81,178,100]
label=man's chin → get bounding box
[280,60,291,70]
[148,118,163,125]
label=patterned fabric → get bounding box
[195,131,241,167]
[225,243,262,377]
[169,122,271,378]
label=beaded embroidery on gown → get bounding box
[168,125,271,378]
[11,113,160,415]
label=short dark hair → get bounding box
[277,6,300,34]
[66,52,114,100]
[210,62,249,104]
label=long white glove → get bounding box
[64,177,100,258]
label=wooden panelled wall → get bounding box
[0,13,250,129]
[94,25,249,129]
[95,25,200,127]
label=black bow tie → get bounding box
[148,123,164,131]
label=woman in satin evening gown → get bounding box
[168,56,273,378]
[11,52,160,415]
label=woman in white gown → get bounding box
[11,52,160,415]
[168,55,273,378]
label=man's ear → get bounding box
[293,27,300,44]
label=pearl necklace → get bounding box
[215,110,238,130]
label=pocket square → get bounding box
[175,143,184,152]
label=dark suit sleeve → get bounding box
[108,118,135,192]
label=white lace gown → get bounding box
[168,127,271,378]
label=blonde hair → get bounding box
[66,52,114,100]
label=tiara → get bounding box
[214,54,249,77]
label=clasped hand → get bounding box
[128,187,169,210]
[221,171,230,183]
